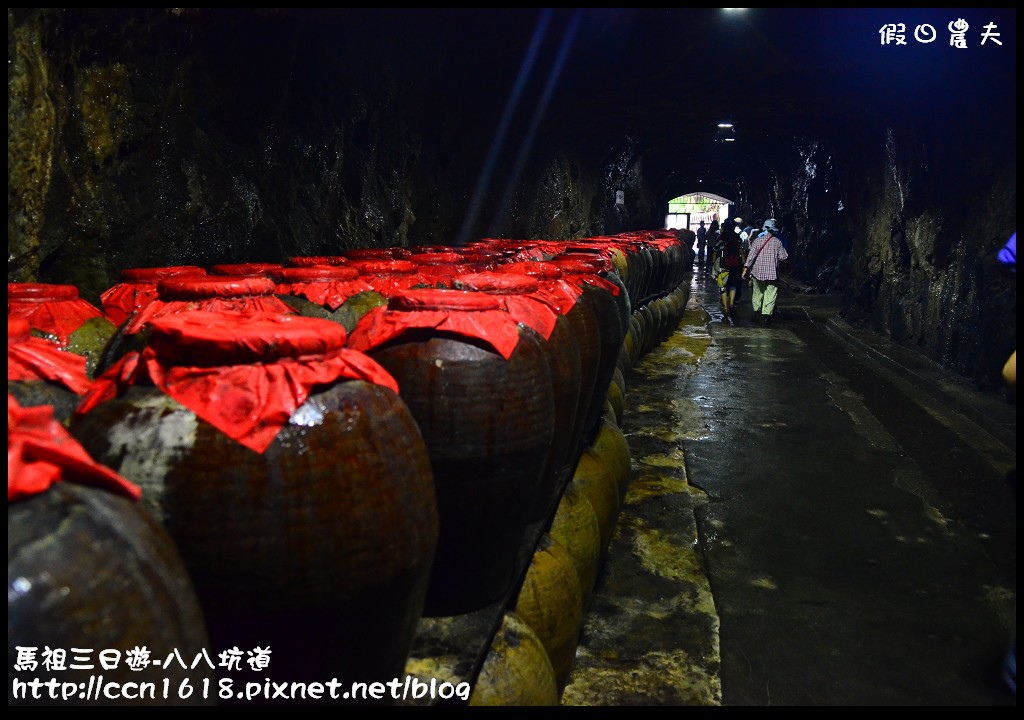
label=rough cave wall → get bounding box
[834,119,1016,391]
[724,137,852,295]
[8,9,626,306]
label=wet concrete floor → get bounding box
[562,260,1017,706]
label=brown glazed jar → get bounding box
[555,249,632,344]
[495,261,596,478]
[8,395,214,706]
[452,271,583,522]
[467,611,560,706]
[612,236,653,307]
[69,311,439,698]
[348,288,556,616]
[550,259,627,449]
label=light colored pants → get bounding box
[751,278,779,316]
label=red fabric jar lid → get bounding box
[286,256,349,267]
[209,263,282,276]
[551,258,602,275]
[350,259,418,275]
[408,245,455,254]
[271,266,360,282]
[408,252,464,265]
[8,317,32,343]
[8,316,91,395]
[456,248,503,259]
[495,261,564,280]
[120,266,207,283]
[7,283,80,301]
[8,283,105,346]
[340,248,400,260]
[387,288,502,312]
[157,276,277,300]
[78,311,397,453]
[453,272,540,294]
[147,311,348,366]
[554,254,610,273]
[549,258,620,296]
[453,272,556,339]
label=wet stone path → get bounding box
[562,265,1015,706]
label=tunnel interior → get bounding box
[6,7,1017,390]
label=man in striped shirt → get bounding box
[740,218,789,326]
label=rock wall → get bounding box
[834,118,1016,391]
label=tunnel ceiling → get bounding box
[191,7,1009,206]
[16,7,1018,215]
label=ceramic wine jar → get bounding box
[9,395,214,706]
[69,311,439,692]
[348,288,555,616]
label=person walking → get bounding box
[695,221,708,262]
[702,222,720,272]
[718,226,745,323]
[711,219,735,266]
[741,218,788,326]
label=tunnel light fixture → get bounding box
[717,122,734,128]
[723,137,736,142]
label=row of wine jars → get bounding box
[9,232,691,702]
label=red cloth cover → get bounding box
[8,317,91,395]
[494,263,582,315]
[272,266,360,282]
[76,311,399,453]
[346,288,522,359]
[8,393,141,503]
[272,266,375,309]
[286,256,350,267]
[209,263,283,277]
[276,279,378,310]
[101,266,208,325]
[124,277,296,334]
[549,259,621,296]
[349,260,424,296]
[7,283,104,347]
[452,272,558,340]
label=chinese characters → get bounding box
[879,20,1003,46]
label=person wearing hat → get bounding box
[741,218,789,326]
